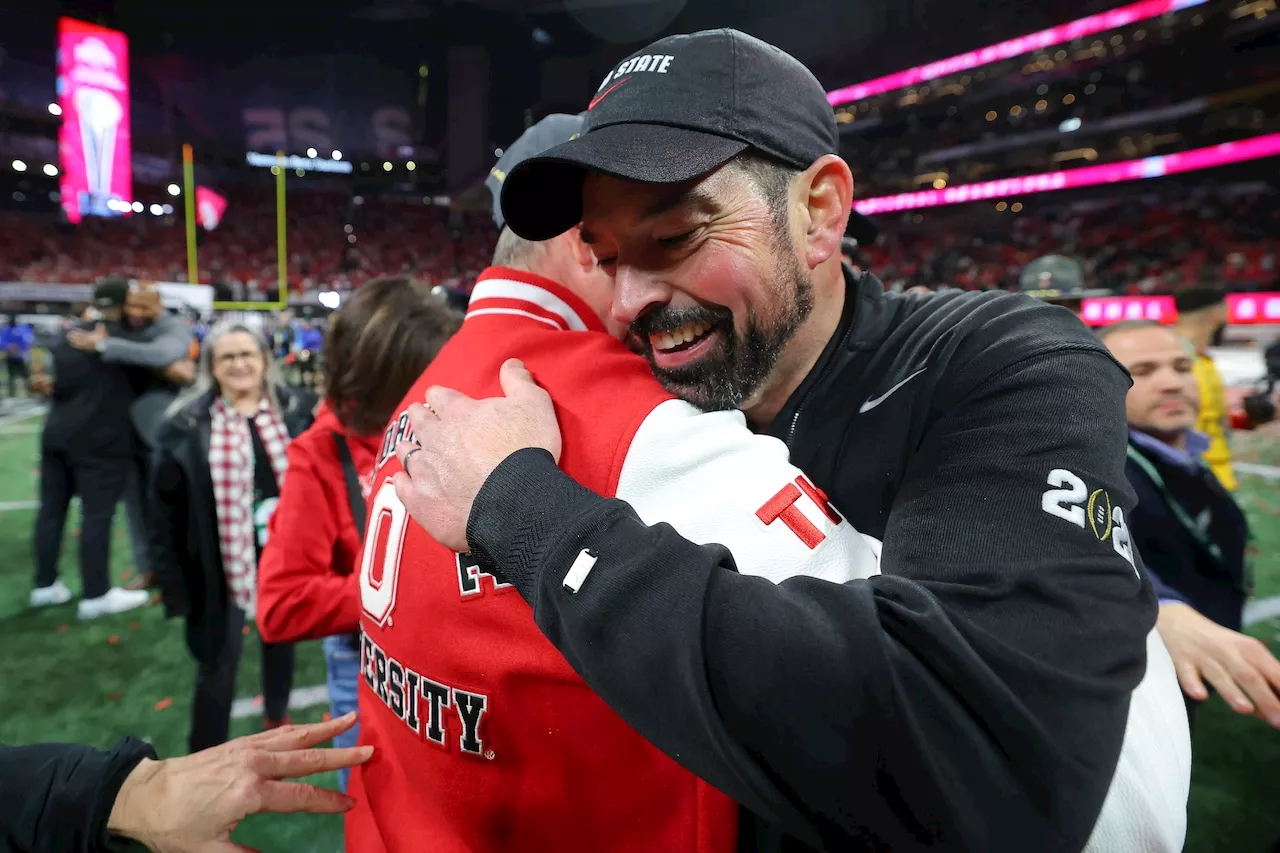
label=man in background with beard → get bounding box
[394,28,1188,853]
[68,280,195,590]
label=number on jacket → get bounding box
[360,480,408,627]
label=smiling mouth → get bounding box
[649,321,716,354]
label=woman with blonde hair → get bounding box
[150,321,318,752]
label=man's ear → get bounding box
[797,154,854,272]
[567,225,597,272]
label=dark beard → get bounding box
[629,255,815,412]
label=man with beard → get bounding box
[391,29,1189,853]
[346,114,880,853]
[1100,320,1280,729]
[68,280,195,589]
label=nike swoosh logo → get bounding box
[588,77,631,110]
[859,367,927,414]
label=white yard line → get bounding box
[1235,461,1280,481]
[230,683,331,719]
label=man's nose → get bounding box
[611,266,672,327]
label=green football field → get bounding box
[0,409,1276,852]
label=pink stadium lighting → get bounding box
[826,0,1208,106]
[852,132,1280,215]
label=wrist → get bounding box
[107,758,162,842]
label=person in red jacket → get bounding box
[257,277,460,791]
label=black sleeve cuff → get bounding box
[95,737,158,853]
[465,448,609,600]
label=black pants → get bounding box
[33,447,130,600]
[189,606,295,753]
[6,358,27,397]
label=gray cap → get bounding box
[485,113,585,231]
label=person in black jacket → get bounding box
[1099,319,1280,728]
[1,714,371,853]
[150,321,317,754]
[28,282,151,620]
[388,29,1189,853]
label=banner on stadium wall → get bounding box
[1080,296,1178,326]
[1079,293,1280,327]
[195,186,227,230]
[0,283,94,302]
[153,282,215,316]
[57,18,132,225]
[1226,292,1280,325]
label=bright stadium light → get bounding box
[43,164,58,177]
[318,290,341,309]
[331,150,342,160]
[1059,117,1083,133]
[406,161,416,171]
[167,183,180,196]
[149,203,163,216]
[162,204,174,214]
[48,103,62,116]
[11,160,26,172]
[131,201,144,213]
[382,161,393,171]
[307,147,318,158]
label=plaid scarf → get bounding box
[209,396,291,619]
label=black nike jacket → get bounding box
[464,268,1167,852]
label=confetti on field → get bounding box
[56,624,68,633]
[107,691,122,702]
[107,635,119,645]
[243,625,251,636]
[154,697,173,711]
[129,621,141,631]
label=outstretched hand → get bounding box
[394,358,562,552]
[107,712,373,852]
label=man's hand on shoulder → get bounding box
[67,323,108,353]
[394,359,561,552]
[1158,601,1280,727]
[162,359,196,385]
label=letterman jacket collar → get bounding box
[465,266,606,334]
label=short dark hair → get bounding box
[323,277,461,436]
[731,153,795,231]
[1095,319,1169,343]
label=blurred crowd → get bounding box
[2,190,1276,298]
[0,190,495,296]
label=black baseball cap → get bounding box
[500,28,840,242]
[485,113,585,231]
[93,276,129,309]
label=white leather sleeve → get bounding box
[615,399,881,585]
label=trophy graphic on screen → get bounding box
[74,87,122,215]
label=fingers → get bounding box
[1199,658,1255,715]
[255,712,358,751]
[425,385,473,419]
[255,780,357,815]
[498,358,539,399]
[255,745,374,780]
[1174,659,1209,702]
[1236,640,1280,727]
